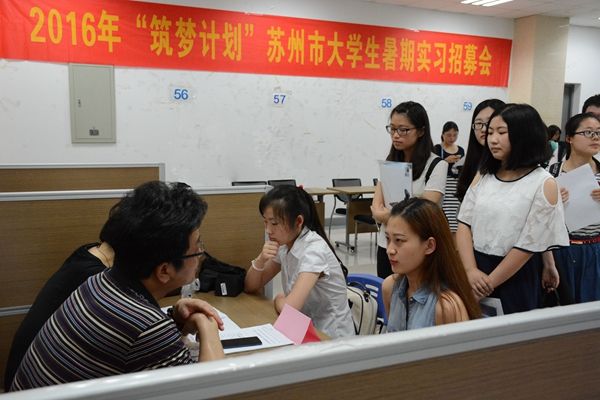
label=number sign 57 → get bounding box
[273,93,287,107]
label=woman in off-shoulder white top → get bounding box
[457,104,569,314]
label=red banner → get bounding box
[0,0,512,86]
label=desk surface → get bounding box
[159,291,279,328]
[160,292,328,341]
[304,187,339,196]
[327,186,376,195]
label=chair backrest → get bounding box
[231,180,268,186]
[332,178,362,203]
[267,179,297,187]
[347,273,387,325]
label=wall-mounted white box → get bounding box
[69,64,116,143]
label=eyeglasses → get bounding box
[178,238,205,260]
[472,122,487,131]
[386,125,416,136]
[575,130,600,139]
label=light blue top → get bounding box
[387,276,438,332]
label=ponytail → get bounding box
[298,189,348,278]
[260,186,348,278]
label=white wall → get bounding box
[0,0,511,195]
[565,25,600,112]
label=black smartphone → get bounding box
[220,336,263,349]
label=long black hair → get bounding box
[479,103,551,174]
[390,198,481,319]
[259,185,348,277]
[456,98,505,201]
[441,121,459,142]
[386,101,433,180]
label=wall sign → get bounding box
[0,0,512,87]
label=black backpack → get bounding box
[425,156,443,184]
[548,162,562,178]
[198,253,246,297]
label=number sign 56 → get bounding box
[173,88,190,101]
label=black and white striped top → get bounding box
[550,161,600,239]
[11,268,192,391]
[566,171,600,239]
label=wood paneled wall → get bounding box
[0,188,264,389]
[0,165,161,192]
[221,328,600,400]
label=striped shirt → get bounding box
[568,170,600,239]
[10,268,193,391]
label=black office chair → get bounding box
[329,178,362,239]
[353,178,379,251]
[267,179,297,187]
[231,180,268,186]
[353,214,378,251]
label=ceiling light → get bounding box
[471,0,497,5]
[461,0,514,7]
[482,0,514,6]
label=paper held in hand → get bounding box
[378,160,412,208]
[555,163,600,232]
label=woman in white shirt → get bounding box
[549,112,600,303]
[372,101,448,279]
[457,103,569,314]
[244,185,354,338]
[456,99,505,203]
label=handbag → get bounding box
[198,252,246,297]
[542,289,561,308]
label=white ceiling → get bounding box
[366,0,600,28]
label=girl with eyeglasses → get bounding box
[371,101,448,279]
[433,121,464,235]
[456,104,569,314]
[456,99,505,202]
[244,185,354,338]
[549,112,600,303]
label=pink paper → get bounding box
[273,304,311,345]
[302,322,321,344]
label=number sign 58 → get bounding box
[381,98,393,108]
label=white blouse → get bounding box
[274,228,355,338]
[377,153,448,248]
[458,167,569,256]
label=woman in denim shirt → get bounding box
[382,198,481,331]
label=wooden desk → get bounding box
[304,187,338,227]
[159,292,328,341]
[327,186,377,251]
[159,292,278,328]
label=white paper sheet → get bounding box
[163,306,293,355]
[160,306,240,331]
[556,163,600,232]
[219,323,294,354]
[378,160,412,208]
[479,297,504,317]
